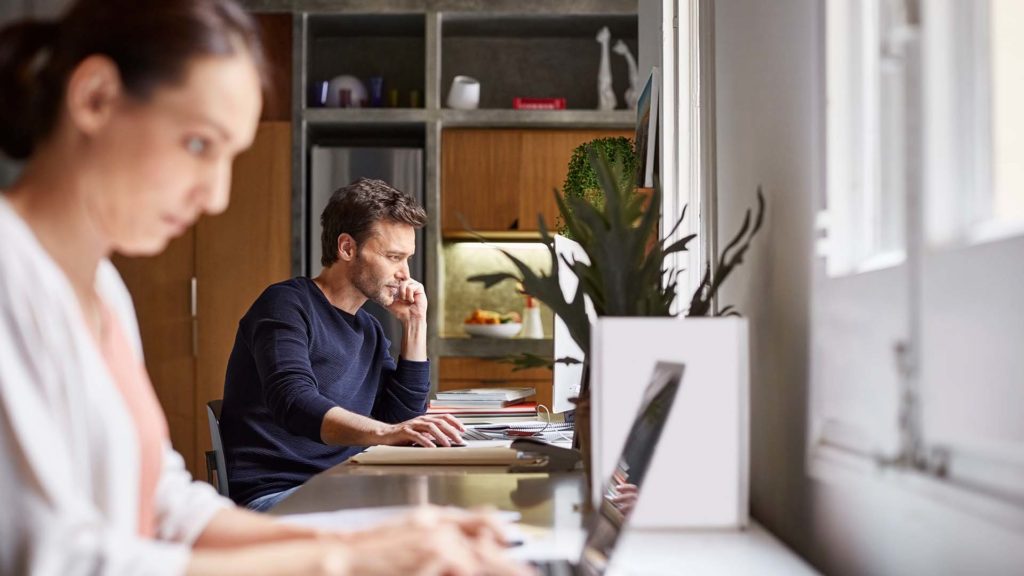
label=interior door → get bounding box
[194,121,292,474]
[113,233,198,473]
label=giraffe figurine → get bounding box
[613,39,639,109]
[596,26,617,111]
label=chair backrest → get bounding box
[206,399,229,497]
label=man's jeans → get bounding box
[245,485,300,513]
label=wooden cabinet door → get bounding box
[518,129,631,232]
[442,129,633,236]
[194,121,292,474]
[442,129,522,233]
[114,122,292,478]
[113,235,198,473]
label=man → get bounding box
[220,178,463,511]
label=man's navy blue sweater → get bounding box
[220,277,429,506]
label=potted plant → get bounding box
[469,141,764,527]
[470,140,763,374]
[557,136,638,239]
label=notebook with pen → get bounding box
[462,422,575,441]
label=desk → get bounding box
[272,463,819,575]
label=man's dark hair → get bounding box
[320,177,427,267]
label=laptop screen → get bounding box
[576,361,685,575]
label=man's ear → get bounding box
[65,55,122,137]
[337,233,357,262]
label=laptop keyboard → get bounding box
[531,560,576,576]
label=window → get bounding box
[925,0,1024,246]
[824,0,913,276]
[815,0,1024,518]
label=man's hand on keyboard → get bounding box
[375,414,466,447]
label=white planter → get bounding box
[590,316,750,528]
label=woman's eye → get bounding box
[185,136,210,156]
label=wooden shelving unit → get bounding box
[246,0,638,393]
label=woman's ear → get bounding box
[64,55,122,136]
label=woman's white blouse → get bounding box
[0,197,231,575]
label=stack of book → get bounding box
[427,387,537,421]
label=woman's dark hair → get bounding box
[0,0,268,160]
[321,178,428,268]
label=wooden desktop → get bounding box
[270,461,819,575]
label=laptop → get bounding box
[531,361,685,576]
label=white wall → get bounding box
[714,0,1024,574]
[714,0,817,554]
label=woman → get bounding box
[0,1,528,575]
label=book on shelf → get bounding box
[434,387,535,403]
[512,97,567,110]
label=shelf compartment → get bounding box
[306,13,426,110]
[435,337,553,358]
[441,230,548,241]
[304,108,432,125]
[440,109,635,128]
[438,356,553,408]
[303,108,634,129]
[441,241,554,338]
[440,13,638,111]
[244,1,636,15]
[440,128,634,236]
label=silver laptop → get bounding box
[533,361,685,576]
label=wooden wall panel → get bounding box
[113,233,197,473]
[255,13,293,122]
[194,121,292,473]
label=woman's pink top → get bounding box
[99,304,169,537]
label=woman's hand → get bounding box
[341,506,534,576]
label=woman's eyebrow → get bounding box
[185,112,232,143]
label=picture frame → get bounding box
[634,66,660,188]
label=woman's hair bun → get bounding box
[0,19,59,160]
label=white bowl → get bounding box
[326,75,368,108]
[463,322,522,339]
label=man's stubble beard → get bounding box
[350,250,393,307]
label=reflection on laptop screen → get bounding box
[577,361,685,575]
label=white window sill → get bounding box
[808,442,1024,532]
[824,249,906,278]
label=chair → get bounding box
[205,399,229,497]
